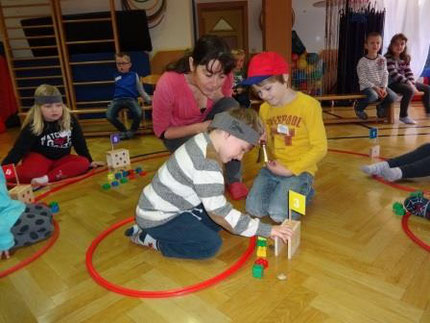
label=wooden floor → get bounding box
[1,104,429,323]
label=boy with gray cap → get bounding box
[125,107,293,259]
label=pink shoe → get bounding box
[227,182,249,200]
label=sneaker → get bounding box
[376,106,386,118]
[354,108,368,120]
[399,116,417,124]
[227,182,249,200]
[404,196,430,219]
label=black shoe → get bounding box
[355,108,368,120]
[404,196,430,219]
[376,106,386,118]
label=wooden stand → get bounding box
[369,145,380,158]
[274,219,301,259]
[106,149,130,169]
[9,185,35,203]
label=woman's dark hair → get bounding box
[166,35,235,75]
[385,33,410,64]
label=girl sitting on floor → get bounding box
[1,84,103,186]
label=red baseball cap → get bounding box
[241,51,289,86]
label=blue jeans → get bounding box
[106,98,143,133]
[355,87,397,114]
[143,204,222,259]
[246,168,314,222]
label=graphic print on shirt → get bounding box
[267,114,301,147]
[40,130,72,149]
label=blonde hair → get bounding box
[231,49,245,58]
[22,84,71,136]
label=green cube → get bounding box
[252,264,264,279]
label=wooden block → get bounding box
[287,220,301,259]
[9,185,35,203]
[369,145,380,158]
[274,220,301,259]
[106,149,130,169]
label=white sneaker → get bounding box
[30,175,49,187]
[399,117,417,125]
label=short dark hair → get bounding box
[166,35,235,75]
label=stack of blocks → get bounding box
[252,237,268,279]
[9,184,35,203]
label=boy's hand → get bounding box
[270,224,294,243]
[259,131,267,144]
[266,160,293,176]
[1,250,10,260]
[379,87,387,98]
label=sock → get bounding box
[381,167,403,182]
[31,175,49,186]
[124,225,158,250]
[360,161,389,176]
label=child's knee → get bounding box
[200,234,222,259]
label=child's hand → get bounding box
[270,224,294,243]
[259,131,267,144]
[1,250,10,260]
[266,160,293,176]
[90,161,105,168]
[379,88,387,98]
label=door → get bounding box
[197,1,248,53]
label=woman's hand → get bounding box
[270,224,295,243]
[1,250,10,260]
[90,161,105,168]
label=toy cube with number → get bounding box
[9,184,35,203]
[106,149,130,169]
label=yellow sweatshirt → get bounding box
[259,91,327,176]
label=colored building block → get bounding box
[392,202,406,216]
[135,166,143,173]
[255,258,269,269]
[115,172,122,180]
[120,177,128,184]
[49,202,59,213]
[257,236,267,247]
[102,183,111,190]
[128,174,136,180]
[111,181,119,187]
[139,171,147,177]
[256,246,267,258]
[107,173,115,181]
[252,264,264,278]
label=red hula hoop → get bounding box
[401,213,430,252]
[0,220,60,278]
[86,217,256,298]
[1,153,169,278]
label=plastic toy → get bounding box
[120,177,128,184]
[102,183,111,190]
[49,202,59,213]
[111,181,119,187]
[254,258,268,269]
[256,236,267,247]
[252,264,264,279]
[115,172,122,180]
[256,246,267,258]
[107,173,115,181]
[392,202,406,216]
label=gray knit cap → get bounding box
[210,111,260,145]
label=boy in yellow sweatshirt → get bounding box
[242,52,327,222]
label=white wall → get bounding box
[292,0,325,53]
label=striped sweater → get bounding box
[356,55,388,90]
[135,132,272,238]
[385,54,415,84]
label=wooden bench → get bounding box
[252,91,425,125]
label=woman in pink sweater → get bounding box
[152,35,248,200]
